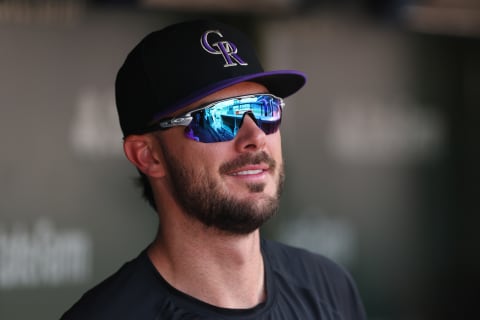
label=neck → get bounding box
[148,212,266,309]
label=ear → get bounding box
[123,134,166,178]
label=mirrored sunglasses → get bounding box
[156,94,285,143]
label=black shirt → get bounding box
[61,239,366,319]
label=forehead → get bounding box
[171,82,269,117]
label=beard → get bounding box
[163,150,284,235]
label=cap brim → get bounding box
[155,70,306,119]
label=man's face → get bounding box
[156,82,284,235]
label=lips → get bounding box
[219,151,276,176]
[229,165,270,176]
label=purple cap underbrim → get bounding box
[153,70,306,121]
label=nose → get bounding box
[233,113,266,152]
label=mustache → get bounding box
[219,151,276,174]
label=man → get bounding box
[62,20,366,319]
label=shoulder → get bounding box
[262,238,367,319]
[61,250,166,320]
[263,238,348,280]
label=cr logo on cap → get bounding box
[201,30,248,67]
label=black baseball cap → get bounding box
[115,19,306,137]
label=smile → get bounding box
[231,169,264,176]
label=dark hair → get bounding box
[136,169,157,211]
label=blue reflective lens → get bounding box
[160,94,284,143]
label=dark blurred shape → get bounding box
[362,0,408,20]
[411,33,480,320]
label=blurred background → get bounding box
[0,0,479,319]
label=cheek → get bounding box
[181,142,225,173]
[268,131,283,160]
[157,132,227,183]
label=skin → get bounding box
[123,82,284,309]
